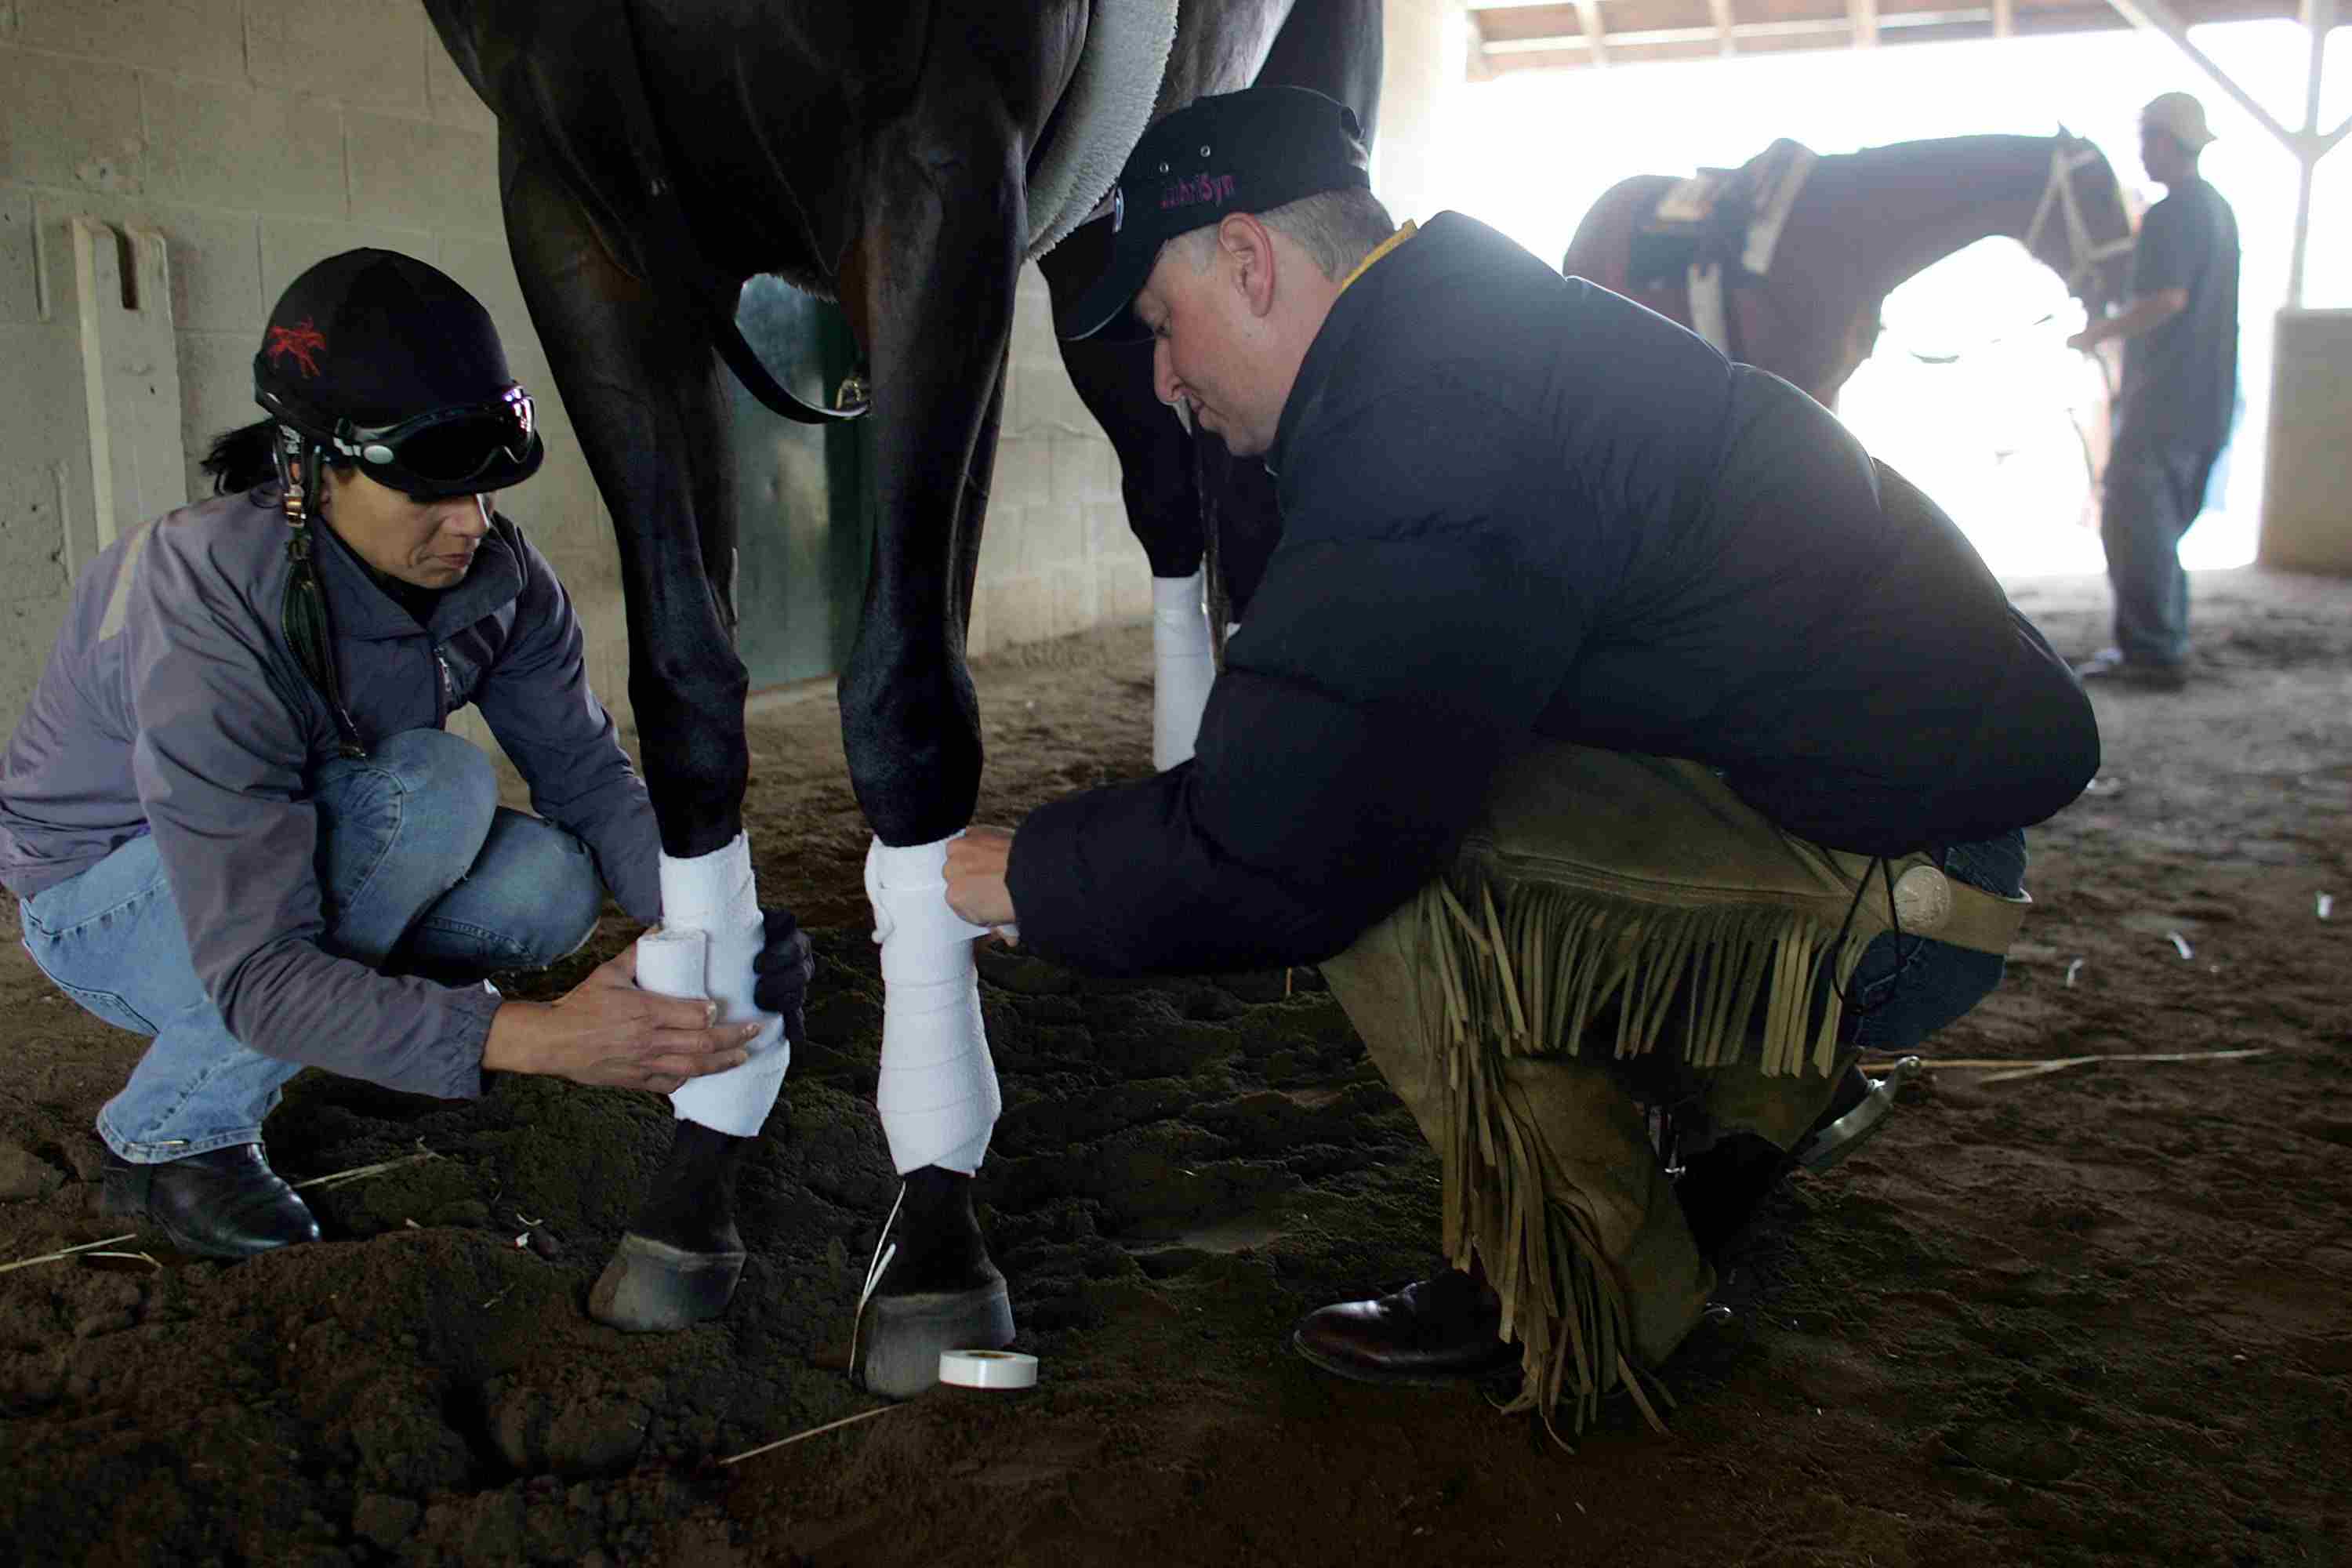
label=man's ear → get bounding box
[1219,212,1279,319]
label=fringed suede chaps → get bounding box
[1320,742,2027,1432]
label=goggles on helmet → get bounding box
[261,383,539,500]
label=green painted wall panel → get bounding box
[729,278,872,689]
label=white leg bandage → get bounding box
[641,833,789,1138]
[1152,570,1214,771]
[866,836,1001,1175]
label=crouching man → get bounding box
[944,87,2100,1427]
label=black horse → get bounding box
[423,0,1383,1390]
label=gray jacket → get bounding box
[0,486,660,1099]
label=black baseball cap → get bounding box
[1059,85,1370,342]
[254,249,543,498]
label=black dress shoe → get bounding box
[100,1144,320,1260]
[1291,1269,1523,1389]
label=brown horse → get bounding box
[1562,134,2135,408]
[423,0,1381,1393]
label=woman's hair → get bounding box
[199,419,281,495]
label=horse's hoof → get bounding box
[588,1232,746,1331]
[854,1279,1015,1398]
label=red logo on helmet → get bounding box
[266,318,328,379]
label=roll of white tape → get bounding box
[938,1349,1038,1390]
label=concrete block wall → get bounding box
[2256,308,2352,575]
[0,1,1133,749]
[971,265,1155,660]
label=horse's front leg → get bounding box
[834,91,1026,1398]
[496,135,780,1330]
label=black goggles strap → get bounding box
[273,432,368,760]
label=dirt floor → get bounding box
[0,564,2346,1568]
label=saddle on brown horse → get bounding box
[1626,137,1816,294]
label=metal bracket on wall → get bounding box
[70,216,185,563]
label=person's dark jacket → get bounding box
[0,487,659,1099]
[1007,212,2099,976]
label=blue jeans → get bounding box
[2100,441,2217,668]
[19,730,603,1162]
[1842,830,2027,1056]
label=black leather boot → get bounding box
[1675,1061,1886,1258]
[100,1144,320,1259]
[1673,1131,1795,1261]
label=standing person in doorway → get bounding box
[2070,90,2240,691]
[0,251,810,1261]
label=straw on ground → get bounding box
[292,1143,438,1192]
[1864,1046,2269,1083]
[720,1403,898,1465]
[0,1233,138,1277]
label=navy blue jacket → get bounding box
[1010,213,2098,975]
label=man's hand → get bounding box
[752,906,815,1043]
[945,826,1018,933]
[481,940,757,1093]
[2071,289,2187,352]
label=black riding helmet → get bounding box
[256,250,543,762]
[255,249,543,502]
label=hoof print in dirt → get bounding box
[587,1233,746,1332]
[975,946,1079,997]
[0,1140,66,1200]
[1211,969,1291,1005]
[488,1381,654,1480]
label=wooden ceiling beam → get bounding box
[1463,4,1497,79]
[1481,7,1994,53]
[1472,0,2325,76]
[2100,0,2298,143]
[1575,0,1613,64]
[1708,0,1739,53]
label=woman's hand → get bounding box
[481,941,757,1093]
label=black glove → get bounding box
[751,906,816,1042]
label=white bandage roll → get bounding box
[1152,570,1214,771]
[648,832,789,1138]
[634,925,708,1000]
[938,1349,1039,1389]
[867,836,1001,1175]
